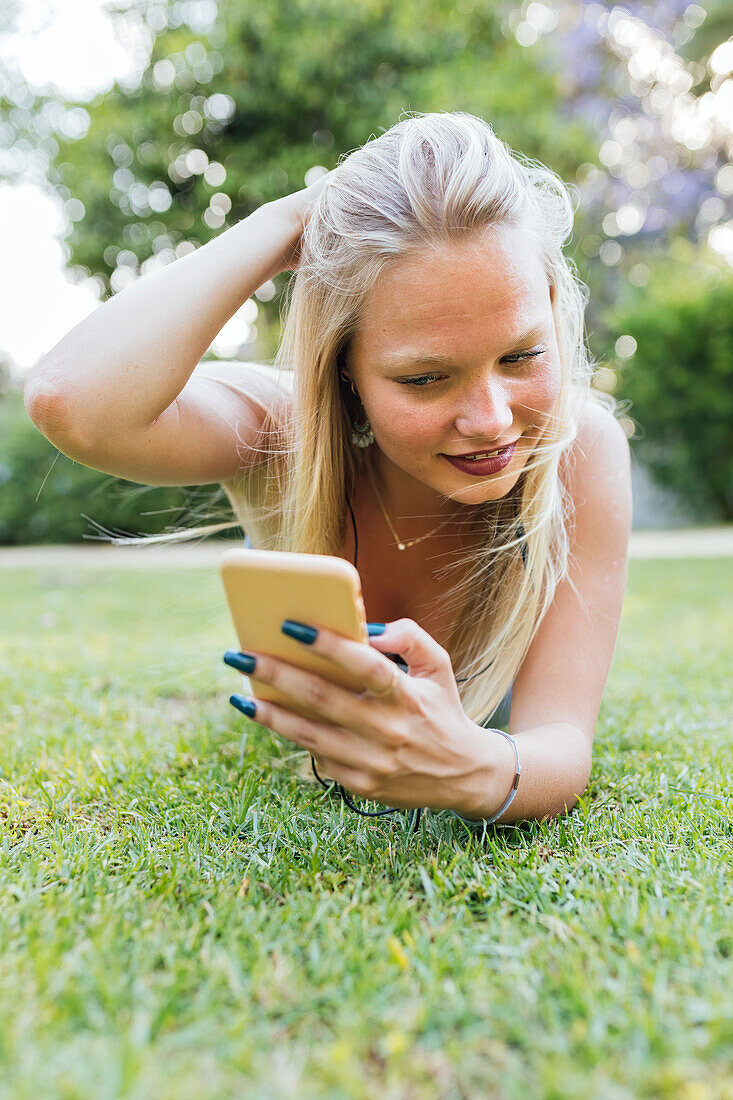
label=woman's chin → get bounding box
[441,465,522,502]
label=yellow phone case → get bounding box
[220,548,368,722]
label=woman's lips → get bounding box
[442,441,517,476]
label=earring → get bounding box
[351,413,375,448]
[340,372,374,448]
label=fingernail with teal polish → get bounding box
[367,623,386,636]
[224,649,256,673]
[230,694,257,717]
[281,620,318,644]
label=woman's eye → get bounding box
[397,348,547,388]
[503,347,547,364]
[397,373,442,388]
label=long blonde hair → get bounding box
[112,110,619,725]
[235,110,619,724]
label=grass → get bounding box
[0,556,731,1099]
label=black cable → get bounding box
[311,756,422,831]
[345,486,359,568]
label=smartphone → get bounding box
[220,548,372,722]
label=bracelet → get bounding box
[452,727,521,826]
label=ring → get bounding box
[368,663,400,699]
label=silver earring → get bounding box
[341,372,374,448]
[351,414,375,448]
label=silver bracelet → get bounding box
[452,727,521,826]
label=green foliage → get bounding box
[0,392,233,544]
[0,558,731,1095]
[53,0,597,299]
[6,0,604,546]
[607,250,733,522]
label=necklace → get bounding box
[364,459,459,551]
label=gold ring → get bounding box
[369,663,400,699]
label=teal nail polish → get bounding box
[230,693,257,717]
[281,620,318,644]
[224,649,256,673]
[367,623,386,636]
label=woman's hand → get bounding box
[223,618,499,813]
[271,169,335,273]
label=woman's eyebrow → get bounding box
[381,322,549,368]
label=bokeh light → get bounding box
[211,298,259,358]
[592,365,617,392]
[615,335,637,359]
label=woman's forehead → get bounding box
[355,228,551,355]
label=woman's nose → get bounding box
[454,382,514,441]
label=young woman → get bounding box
[24,112,632,826]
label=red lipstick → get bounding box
[442,441,517,476]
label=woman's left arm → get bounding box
[458,400,633,824]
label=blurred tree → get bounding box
[3,0,731,536]
[541,0,733,337]
[0,352,12,397]
[0,0,65,190]
[0,391,237,545]
[676,0,732,76]
[3,0,730,325]
[18,0,598,352]
[2,0,599,544]
[604,241,733,522]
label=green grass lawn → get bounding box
[0,557,731,1099]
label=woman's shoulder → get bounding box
[561,389,633,542]
[227,360,295,395]
[213,362,295,496]
[566,390,630,477]
[191,361,295,442]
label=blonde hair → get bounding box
[110,110,619,725]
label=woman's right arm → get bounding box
[22,183,321,486]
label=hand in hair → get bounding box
[225,617,511,817]
[274,169,335,271]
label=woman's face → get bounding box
[348,224,562,511]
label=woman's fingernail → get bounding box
[281,620,318,644]
[223,649,256,673]
[367,623,386,636]
[230,694,257,717]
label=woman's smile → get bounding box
[440,440,517,477]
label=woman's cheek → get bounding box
[521,362,561,422]
[377,401,437,449]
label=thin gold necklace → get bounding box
[365,460,458,551]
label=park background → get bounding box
[0,0,731,545]
[0,3,732,1098]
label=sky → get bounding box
[0,0,148,384]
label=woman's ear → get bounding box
[338,342,355,387]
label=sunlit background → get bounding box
[1,0,731,539]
